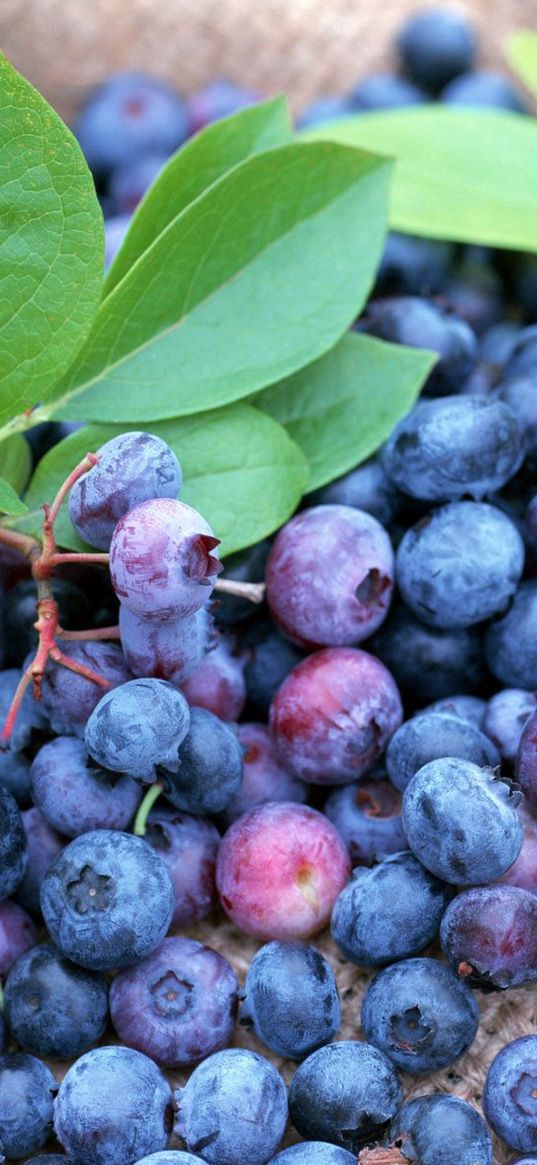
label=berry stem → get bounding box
[46,453,98,532]
[214,578,265,604]
[0,524,41,561]
[133,781,164,837]
[50,552,110,567]
[58,625,121,642]
[48,644,113,691]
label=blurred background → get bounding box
[0,0,530,125]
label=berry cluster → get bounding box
[1,6,537,1165]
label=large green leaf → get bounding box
[0,477,27,516]
[49,142,392,422]
[16,409,308,556]
[105,97,292,294]
[258,332,435,491]
[0,434,31,494]
[507,31,537,99]
[0,54,104,427]
[303,106,537,252]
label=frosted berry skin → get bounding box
[30,736,141,836]
[134,1156,202,1164]
[180,633,247,721]
[85,678,190,782]
[323,779,406,866]
[485,690,537,766]
[54,1045,174,1165]
[517,709,537,807]
[245,629,305,717]
[265,505,394,648]
[4,942,109,1059]
[119,602,212,686]
[68,432,182,550]
[402,758,523,885]
[385,711,499,792]
[0,667,49,751]
[15,808,66,916]
[498,800,537,894]
[269,648,403,786]
[0,785,27,900]
[270,1147,356,1164]
[397,7,477,91]
[110,936,239,1066]
[174,1048,288,1165]
[395,502,525,629]
[370,600,486,706]
[221,722,308,826]
[362,296,478,396]
[361,957,479,1076]
[216,802,350,941]
[485,581,537,688]
[427,693,487,728]
[37,641,131,738]
[240,941,341,1060]
[0,899,36,975]
[162,707,242,815]
[307,455,400,527]
[383,395,524,503]
[0,748,32,807]
[330,852,451,967]
[288,1040,402,1154]
[483,1036,537,1152]
[0,1052,56,1159]
[145,806,220,926]
[389,1094,492,1165]
[40,830,174,971]
[440,885,537,990]
[110,498,221,621]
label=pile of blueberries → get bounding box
[3,5,537,1165]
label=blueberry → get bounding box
[426,693,487,728]
[181,632,247,721]
[389,1094,492,1165]
[30,1157,76,1165]
[402,757,523,884]
[4,941,108,1058]
[395,502,524,628]
[382,395,523,501]
[503,325,537,382]
[386,711,499,792]
[296,96,354,129]
[485,689,537,766]
[145,806,220,926]
[306,455,400,527]
[442,70,528,112]
[397,8,477,92]
[483,1035,537,1152]
[269,1146,356,1164]
[40,830,174,970]
[330,851,451,967]
[0,667,49,750]
[240,941,341,1060]
[0,899,36,975]
[30,735,141,836]
[498,378,537,466]
[110,936,238,1065]
[37,641,131,738]
[349,73,425,110]
[54,1045,174,1165]
[0,785,27,900]
[174,1048,288,1165]
[288,1040,402,1153]
[221,722,307,826]
[69,432,182,551]
[245,629,305,717]
[373,232,454,298]
[134,1155,202,1165]
[361,956,479,1075]
[361,297,478,396]
[0,747,32,807]
[161,707,242,814]
[85,678,191,781]
[485,581,537,688]
[2,577,93,666]
[323,778,406,866]
[119,603,213,687]
[109,153,169,214]
[370,600,487,705]
[516,709,537,806]
[15,807,65,916]
[440,884,537,990]
[481,321,522,368]
[0,1052,56,1159]
[187,79,258,131]
[74,71,189,175]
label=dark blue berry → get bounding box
[0,785,27,900]
[485,582,537,689]
[240,941,341,1060]
[484,689,537,766]
[397,7,476,91]
[362,297,478,396]
[15,807,65,916]
[442,71,528,112]
[386,711,499,792]
[145,806,220,926]
[370,600,487,705]
[54,1045,174,1165]
[307,456,400,527]
[174,1048,288,1165]
[0,667,48,751]
[85,678,190,782]
[483,1035,537,1152]
[324,779,406,865]
[330,852,451,967]
[374,232,453,298]
[270,1146,356,1164]
[0,1052,56,1159]
[3,578,93,666]
[349,74,425,110]
[244,629,305,716]
[389,1094,492,1165]
[288,1040,402,1153]
[361,956,479,1075]
[30,735,141,836]
[38,642,131,738]
[162,707,243,814]
[74,72,189,175]
[4,941,108,1058]
[40,830,174,970]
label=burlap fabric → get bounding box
[2,1,536,1160]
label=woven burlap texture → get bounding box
[0,0,534,125]
[3,1,536,1159]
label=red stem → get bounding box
[58,625,120,642]
[50,552,110,567]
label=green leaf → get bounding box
[303,106,537,252]
[17,409,308,556]
[0,477,27,516]
[258,331,435,491]
[0,54,104,427]
[0,433,31,494]
[104,97,292,295]
[49,141,392,423]
[507,31,537,99]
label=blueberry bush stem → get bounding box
[133,782,165,837]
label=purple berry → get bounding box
[440,884,537,990]
[37,641,130,738]
[0,899,36,976]
[145,805,219,926]
[485,689,537,767]
[74,71,189,175]
[498,800,537,894]
[517,708,537,806]
[30,735,141,836]
[181,633,247,721]
[483,1036,537,1152]
[324,778,406,866]
[119,602,213,685]
[15,808,66,916]
[187,79,259,131]
[221,722,308,826]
